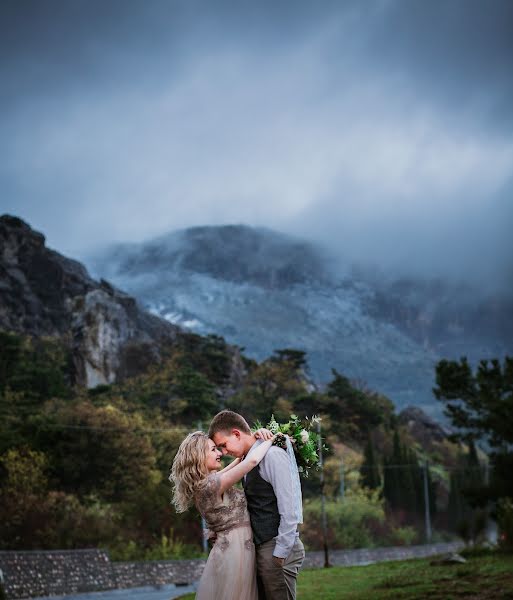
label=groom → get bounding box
[209,410,305,600]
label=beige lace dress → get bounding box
[195,472,258,600]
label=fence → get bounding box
[285,460,498,567]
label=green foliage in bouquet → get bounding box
[254,414,327,477]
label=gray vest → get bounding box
[243,465,280,545]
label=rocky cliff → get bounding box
[0,215,180,387]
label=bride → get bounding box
[170,428,275,600]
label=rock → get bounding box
[398,406,452,443]
[430,552,467,565]
[0,214,179,387]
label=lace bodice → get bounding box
[195,472,250,533]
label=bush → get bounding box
[301,488,385,550]
[388,526,418,546]
[108,529,203,561]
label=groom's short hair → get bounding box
[208,410,251,437]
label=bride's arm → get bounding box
[218,437,276,495]
[218,457,241,473]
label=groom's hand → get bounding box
[272,556,285,567]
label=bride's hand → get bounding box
[253,427,274,440]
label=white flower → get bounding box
[300,429,309,444]
[268,415,280,433]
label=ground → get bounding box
[177,549,513,599]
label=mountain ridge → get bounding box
[89,223,513,416]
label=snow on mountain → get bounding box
[87,225,513,417]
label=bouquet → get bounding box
[254,414,326,478]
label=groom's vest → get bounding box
[243,464,280,545]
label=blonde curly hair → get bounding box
[169,431,211,513]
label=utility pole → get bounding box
[423,460,432,543]
[317,420,330,567]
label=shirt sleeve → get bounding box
[259,446,299,558]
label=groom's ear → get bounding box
[232,429,241,439]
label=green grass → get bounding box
[176,550,513,599]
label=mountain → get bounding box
[87,224,513,416]
[0,215,182,387]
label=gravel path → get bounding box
[26,583,196,600]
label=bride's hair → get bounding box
[170,431,210,513]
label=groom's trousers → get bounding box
[255,538,305,600]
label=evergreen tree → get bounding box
[434,356,513,504]
[383,430,434,519]
[447,444,485,533]
[383,430,402,511]
[273,348,307,370]
[400,446,418,514]
[360,436,381,490]
[448,470,465,528]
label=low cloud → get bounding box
[1,1,512,287]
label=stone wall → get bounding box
[0,550,205,600]
[303,541,464,568]
[0,542,463,599]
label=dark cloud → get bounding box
[0,0,512,287]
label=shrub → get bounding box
[108,529,203,561]
[301,488,385,550]
[389,526,418,546]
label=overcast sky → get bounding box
[1,0,512,286]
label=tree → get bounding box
[0,332,72,453]
[360,436,381,490]
[383,430,435,522]
[434,356,513,503]
[321,369,392,441]
[171,364,218,422]
[229,357,309,423]
[37,400,160,503]
[448,443,485,535]
[434,356,513,447]
[272,349,307,371]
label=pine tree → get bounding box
[448,470,464,528]
[384,430,404,511]
[360,436,381,490]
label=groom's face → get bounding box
[212,429,245,458]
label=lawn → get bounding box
[176,550,513,599]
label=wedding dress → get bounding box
[195,472,258,600]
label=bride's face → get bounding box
[205,438,223,472]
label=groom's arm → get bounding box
[259,446,299,559]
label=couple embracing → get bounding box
[170,410,305,600]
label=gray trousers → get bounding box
[255,538,305,600]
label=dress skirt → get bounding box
[195,523,258,600]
